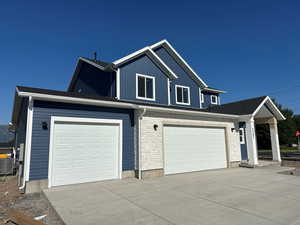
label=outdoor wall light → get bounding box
[153,124,158,131]
[231,128,238,132]
[42,121,48,130]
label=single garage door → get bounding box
[50,118,121,187]
[164,126,227,175]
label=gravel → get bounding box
[0,176,64,225]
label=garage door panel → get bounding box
[51,121,120,187]
[164,126,227,175]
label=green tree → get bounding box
[256,100,298,149]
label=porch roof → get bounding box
[208,96,286,120]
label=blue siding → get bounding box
[239,122,248,160]
[154,47,200,108]
[72,62,116,97]
[29,100,135,181]
[119,54,168,105]
[202,91,220,108]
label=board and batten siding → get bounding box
[153,47,201,108]
[29,100,135,181]
[71,62,116,97]
[119,54,169,105]
[201,91,219,109]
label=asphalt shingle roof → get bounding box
[80,57,110,68]
[207,96,267,115]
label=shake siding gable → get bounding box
[29,100,135,181]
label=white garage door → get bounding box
[50,119,121,187]
[164,126,227,175]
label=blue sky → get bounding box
[0,0,299,123]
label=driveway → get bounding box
[44,166,300,225]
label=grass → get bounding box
[0,177,7,182]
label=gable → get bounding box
[154,47,199,86]
[71,62,116,97]
[119,54,169,105]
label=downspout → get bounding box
[138,108,146,179]
[19,96,33,190]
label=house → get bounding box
[0,125,14,155]
[11,40,285,193]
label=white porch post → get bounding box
[269,118,281,162]
[245,117,259,166]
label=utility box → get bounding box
[0,158,14,175]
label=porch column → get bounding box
[269,118,281,162]
[245,118,259,166]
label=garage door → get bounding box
[164,126,227,175]
[50,119,120,187]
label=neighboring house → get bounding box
[11,40,285,193]
[0,125,14,155]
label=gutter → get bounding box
[138,108,146,179]
[16,89,239,120]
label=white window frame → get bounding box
[239,128,245,144]
[136,73,156,101]
[211,95,218,105]
[175,85,190,105]
[201,93,205,104]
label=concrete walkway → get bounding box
[44,166,300,225]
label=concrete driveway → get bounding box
[44,166,300,225]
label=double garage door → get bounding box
[50,118,121,187]
[164,126,227,175]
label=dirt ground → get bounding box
[0,176,63,225]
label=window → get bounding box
[175,85,190,105]
[239,128,245,144]
[211,95,218,104]
[201,93,204,103]
[136,74,155,100]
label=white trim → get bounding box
[136,73,156,101]
[202,87,226,94]
[218,96,221,105]
[239,128,245,144]
[113,47,178,79]
[167,78,171,105]
[252,96,286,120]
[150,40,208,88]
[48,116,123,188]
[200,92,204,104]
[25,97,33,182]
[175,85,190,105]
[116,68,120,99]
[79,57,106,70]
[199,88,202,108]
[211,95,218,105]
[16,89,240,119]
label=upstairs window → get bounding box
[136,74,155,101]
[211,95,218,104]
[176,85,190,105]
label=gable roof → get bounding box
[67,57,112,92]
[112,47,178,79]
[150,40,209,88]
[0,125,14,144]
[207,96,285,120]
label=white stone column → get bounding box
[245,118,259,166]
[269,118,281,162]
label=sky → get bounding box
[0,0,300,123]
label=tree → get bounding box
[256,100,298,149]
